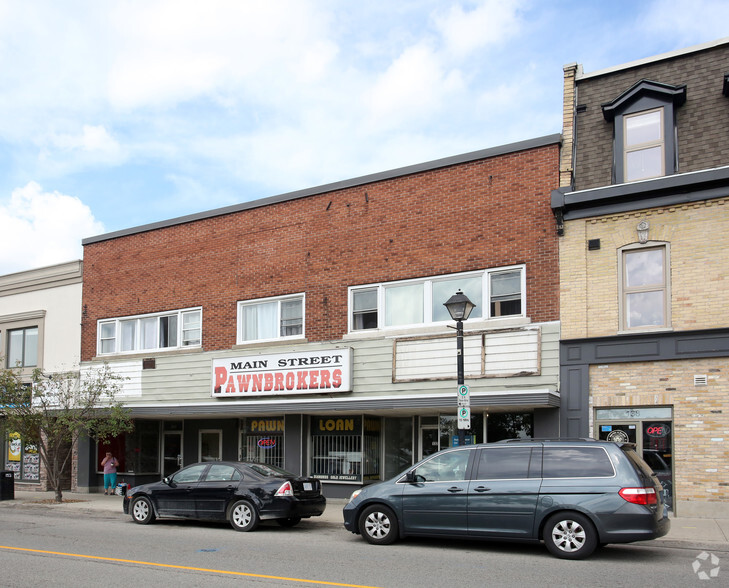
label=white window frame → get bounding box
[618,242,671,332]
[96,307,202,356]
[236,293,305,345]
[348,266,526,332]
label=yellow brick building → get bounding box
[553,40,729,517]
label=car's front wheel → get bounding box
[130,496,156,525]
[543,512,597,559]
[358,504,399,545]
[229,500,259,532]
[276,517,302,528]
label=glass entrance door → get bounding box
[163,432,182,478]
[419,426,440,460]
[597,419,673,508]
[641,420,673,508]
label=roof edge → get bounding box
[576,37,729,81]
[82,134,561,245]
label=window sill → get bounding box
[343,316,532,340]
[92,346,204,361]
[232,337,308,350]
[616,327,673,336]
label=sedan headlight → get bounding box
[348,489,362,503]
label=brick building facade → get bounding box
[552,39,729,516]
[78,136,561,498]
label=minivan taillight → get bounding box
[619,487,658,505]
[275,481,293,497]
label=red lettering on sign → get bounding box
[332,369,342,388]
[274,372,285,391]
[320,370,331,389]
[214,367,228,391]
[297,371,308,389]
[285,372,295,390]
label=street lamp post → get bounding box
[443,290,476,447]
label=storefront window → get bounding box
[5,432,39,481]
[240,417,284,467]
[440,413,484,448]
[384,417,413,478]
[486,412,533,442]
[98,420,160,474]
[310,415,382,483]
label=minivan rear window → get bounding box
[543,447,615,478]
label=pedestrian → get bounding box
[101,451,119,495]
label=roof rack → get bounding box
[494,438,597,443]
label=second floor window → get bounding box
[620,244,669,331]
[238,294,304,343]
[7,327,38,368]
[349,266,525,332]
[97,308,202,355]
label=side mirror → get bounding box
[405,470,421,483]
[163,476,172,485]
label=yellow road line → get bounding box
[0,545,381,588]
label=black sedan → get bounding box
[122,461,326,531]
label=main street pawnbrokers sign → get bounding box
[212,348,353,397]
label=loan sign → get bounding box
[212,349,353,397]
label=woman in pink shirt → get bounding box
[101,452,119,495]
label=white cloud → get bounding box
[434,0,526,58]
[106,0,338,110]
[0,182,104,274]
[47,125,123,159]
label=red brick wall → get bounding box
[81,143,560,360]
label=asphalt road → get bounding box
[0,507,726,587]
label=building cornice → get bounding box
[0,260,83,296]
[551,166,729,221]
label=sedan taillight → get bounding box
[619,487,658,505]
[275,481,293,497]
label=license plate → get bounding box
[303,482,312,491]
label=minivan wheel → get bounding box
[359,505,399,545]
[543,512,597,560]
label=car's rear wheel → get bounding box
[276,517,302,528]
[131,496,156,525]
[358,504,399,545]
[543,512,597,559]
[229,500,259,532]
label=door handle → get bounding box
[447,486,465,493]
[474,486,491,492]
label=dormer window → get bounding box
[602,80,686,184]
[624,108,664,181]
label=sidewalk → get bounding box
[2,490,728,552]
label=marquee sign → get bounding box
[212,348,352,397]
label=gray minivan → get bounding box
[342,439,670,559]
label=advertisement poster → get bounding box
[7,432,21,462]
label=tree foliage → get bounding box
[0,363,133,503]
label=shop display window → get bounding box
[240,417,284,467]
[310,415,381,482]
[98,420,160,474]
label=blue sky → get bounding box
[1,0,727,275]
